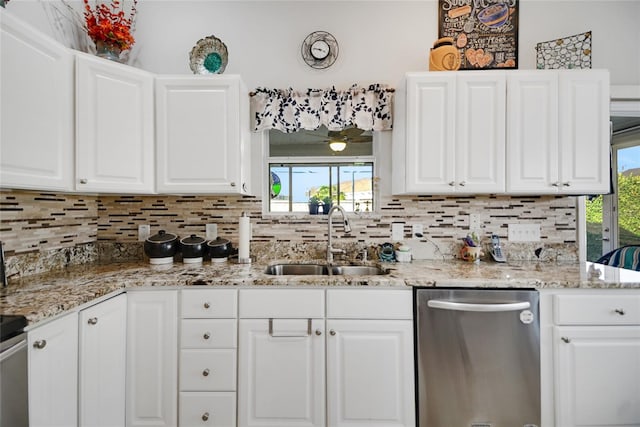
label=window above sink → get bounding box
[266,126,376,215]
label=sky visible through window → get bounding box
[618,145,640,173]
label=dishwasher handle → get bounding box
[427,300,531,312]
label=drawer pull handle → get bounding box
[202,368,210,377]
[33,340,47,349]
[203,332,211,340]
[561,337,571,344]
[614,309,626,315]
[268,318,312,337]
[88,317,98,325]
[202,412,210,421]
[203,302,211,309]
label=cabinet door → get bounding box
[555,326,640,426]
[155,75,250,194]
[506,71,559,193]
[455,72,506,193]
[238,318,325,427]
[0,10,74,191]
[126,291,178,427]
[78,294,127,427]
[403,73,456,194]
[28,312,78,427]
[76,54,155,193]
[326,319,415,427]
[558,70,610,194]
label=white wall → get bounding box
[7,0,640,90]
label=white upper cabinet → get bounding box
[507,70,610,194]
[76,53,155,193]
[155,75,251,194]
[0,9,74,191]
[393,71,505,195]
[558,70,610,194]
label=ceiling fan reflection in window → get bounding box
[304,127,373,152]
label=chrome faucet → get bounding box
[327,205,352,263]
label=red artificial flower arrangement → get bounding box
[83,0,138,51]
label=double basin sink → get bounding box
[265,263,388,276]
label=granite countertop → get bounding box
[1,259,639,326]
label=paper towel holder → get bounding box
[238,212,252,264]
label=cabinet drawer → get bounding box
[182,289,237,318]
[180,349,236,391]
[327,289,413,319]
[179,392,236,427]
[181,319,237,349]
[554,293,640,325]
[239,289,324,318]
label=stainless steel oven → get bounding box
[415,288,540,427]
[1,315,29,427]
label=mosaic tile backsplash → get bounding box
[1,189,578,277]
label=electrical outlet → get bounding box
[412,223,424,239]
[392,222,405,242]
[508,224,541,242]
[469,214,482,231]
[138,224,150,242]
[206,224,218,240]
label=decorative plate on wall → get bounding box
[189,35,228,74]
[301,31,339,69]
[535,31,592,69]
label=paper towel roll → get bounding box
[238,212,251,263]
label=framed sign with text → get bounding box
[438,0,519,70]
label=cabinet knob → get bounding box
[230,182,237,187]
[79,179,88,184]
[87,317,98,325]
[459,181,466,187]
[561,337,571,343]
[202,368,210,377]
[562,182,571,187]
[33,340,47,349]
[315,329,322,336]
[203,332,211,340]
[551,182,561,187]
[614,309,626,315]
[329,329,336,336]
[203,302,211,309]
[202,412,210,421]
[448,181,455,186]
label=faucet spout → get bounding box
[327,205,351,263]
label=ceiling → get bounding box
[612,116,640,134]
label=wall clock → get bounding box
[301,31,339,69]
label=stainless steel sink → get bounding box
[264,263,387,276]
[330,265,387,276]
[264,264,329,276]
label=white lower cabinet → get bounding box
[237,288,414,427]
[126,290,178,427]
[78,294,127,427]
[326,290,415,427]
[180,392,237,427]
[180,289,238,427]
[28,312,78,427]
[544,290,640,427]
[326,319,414,427]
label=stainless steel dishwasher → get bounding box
[414,288,540,427]
[0,314,29,427]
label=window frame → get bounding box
[264,155,376,216]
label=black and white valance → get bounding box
[250,84,394,133]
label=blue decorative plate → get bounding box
[189,35,228,74]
